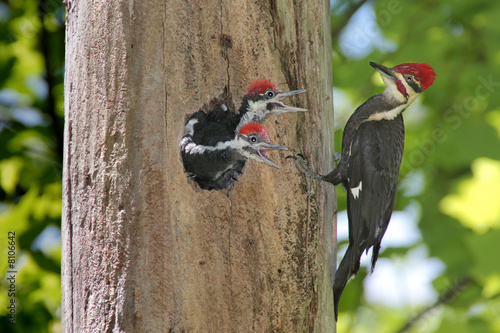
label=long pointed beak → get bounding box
[277,89,307,101]
[277,104,308,112]
[370,62,398,80]
[252,142,288,169]
[270,89,308,113]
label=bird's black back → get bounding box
[344,115,404,263]
[180,107,246,190]
[190,107,238,145]
[333,94,406,319]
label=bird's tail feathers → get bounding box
[370,243,381,273]
[333,245,361,320]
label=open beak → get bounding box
[269,89,308,114]
[370,62,398,80]
[250,141,288,169]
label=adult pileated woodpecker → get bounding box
[292,62,436,320]
[180,79,306,190]
[180,115,287,190]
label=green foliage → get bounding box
[0,0,64,331]
[1,0,498,331]
[331,0,500,331]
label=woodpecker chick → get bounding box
[291,61,436,320]
[236,79,307,132]
[180,110,287,190]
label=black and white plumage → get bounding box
[292,61,436,320]
[180,79,306,191]
[235,79,307,132]
[202,80,307,133]
[180,107,287,190]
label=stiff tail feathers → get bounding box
[371,243,381,273]
[333,245,361,321]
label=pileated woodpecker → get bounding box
[206,79,307,133]
[180,79,306,190]
[292,62,436,319]
[180,114,287,190]
[235,79,307,130]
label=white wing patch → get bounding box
[184,140,234,154]
[179,136,191,149]
[184,119,198,136]
[350,181,362,199]
[180,117,236,153]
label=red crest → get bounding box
[246,79,280,98]
[238,122,270,142]
[393,63,436,91]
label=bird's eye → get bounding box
[250,136,258,143]
[405,75,414,83]
[266,90,275,98]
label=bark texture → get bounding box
[62,0,335,332]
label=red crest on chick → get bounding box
[246,79,281,98]
[238,121,271,142]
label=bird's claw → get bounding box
[288,154,312,175]
[287,154,322,197]
[334,152,342,165]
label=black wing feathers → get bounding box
[181,107,245,190]
[333,113,404,320]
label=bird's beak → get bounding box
[269,89,308,114]
[277,89,307,100]
[250,142,288,169]
[370,62,398,80]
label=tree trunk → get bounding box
[62,0,335,332]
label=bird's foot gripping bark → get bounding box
[286,154,322,178]
[286,154,321,196]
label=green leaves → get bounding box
[440,158,500,232]
[0,157,23,196]
[0,0,64,331]
[466,230,500,279]
[331,0,500,331]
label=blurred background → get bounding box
[0,0,64,332]
[0,0,499,332]
[331,0,500,332]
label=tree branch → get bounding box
[396,276,474,333]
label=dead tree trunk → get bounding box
[62,0,336,331]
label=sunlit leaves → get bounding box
[0,157,23,195]
[440,158,500,232]
[482,274,500,299]
[486,110,500,137]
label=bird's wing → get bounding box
[180,108,244,190]
[345,117,404,271]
